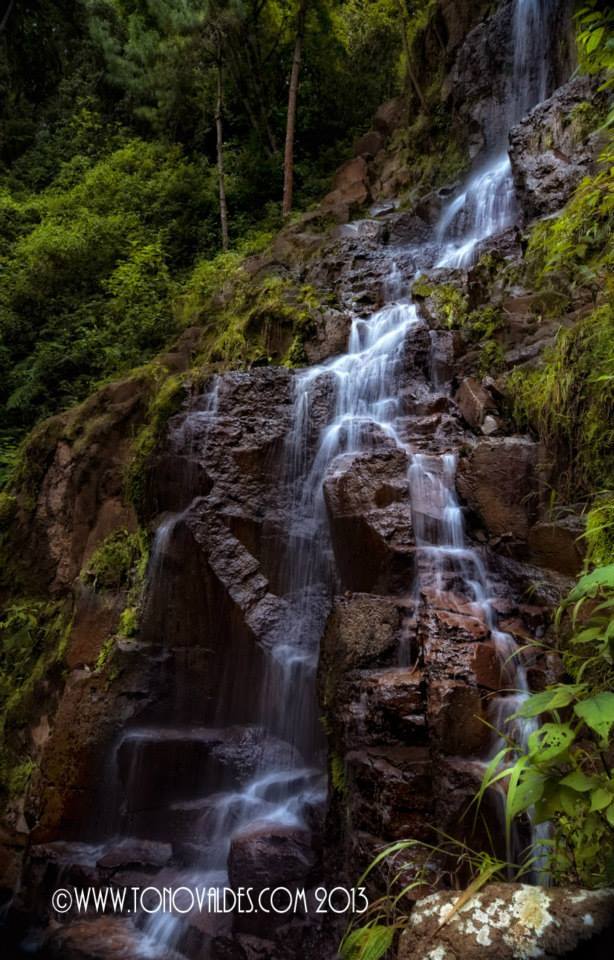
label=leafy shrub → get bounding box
[508,300,614,497]
[81,530,147,591]
[480,564,614,888]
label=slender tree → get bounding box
[282,0,308,217]
[214,30,230,250]
[396,0,428,113]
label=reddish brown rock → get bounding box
[455,377,498,431]
[528,516,586,577]
[323,449,414,593]
[345,747,433,840]
[427,681,489,756]
[457,437,540,540]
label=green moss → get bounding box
[95,635,116,672]
[585,498,614,567]
[0,493,16,527]
[118,605,138,638]
[0,598,72,804]
[124,368,185,514]
[81,529,146,591]
[330,754,346,795]
[479,339,504,377]
[507,301,614,498]
[524,145,613,300]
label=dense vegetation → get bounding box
[0,0,420,475]
[0,1,613,945]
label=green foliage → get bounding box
[585,497,614,566]
[575,2,614,97]
[339,835,521,960]
[124,369,186,513]
[0,599,71,801]
[507,300,614,497]
[524,144,614,297]
[479,564,614,887]
[0,139,217,437]
[81,530,147,591]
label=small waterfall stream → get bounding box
[125,1,561,949]
[18,1,568,955]
[437,0,560,268]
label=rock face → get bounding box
[510,74,609,222]
[397,884,614,960]
[457,437,542,541]
[1,4,599,959]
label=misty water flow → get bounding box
[437,0,560,268]
[73,1,563,953]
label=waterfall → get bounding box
[437,0,562,268]
[130,0,558,943]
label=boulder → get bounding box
[228,823,317,890]
[45,917,180,960]
[397,884,614,960]
[456,437,540,540]
[323,449,415,593]
[96,838,172,874]
[322,157,371,212]
[455,377,497,432]
[510,74,608,222]
[354,130,385,158]
[528,516,586,577]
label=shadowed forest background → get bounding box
[0,0,414,460]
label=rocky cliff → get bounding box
[0,1,611,959]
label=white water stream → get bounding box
[78,0,562,953]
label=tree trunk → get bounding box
[215,47,230,251]
[0,0,15,34]
[282,0,308,218]
[397,0,428,114]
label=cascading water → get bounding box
[11,1,569,954]
[437,0,560,269]
[121,0,561,943]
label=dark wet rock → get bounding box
[345,747,433,841]
[510,74,609,222]
[228,824,317,935]
[228,823,317,890]
[45,917,182,960]
[320,594,405,678]
[455,377,498,432]
[397,884,614,960]
[323,449,414,594]
[457,437,540,540]
[96,838,172,874]
[334,669,426,750]
[385,212,431,245]
[528,515,586,577]
[354,130,385,158]
[212,934,280,960]
[427,680,489,756]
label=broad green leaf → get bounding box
[590,787,612,811]
[567,564,614,602]
[507,768,545,819]
[560,770,599,792]
[574,692,614,742]
[528,722,576,761]
[607,803,614,829]
[514,685,585,718]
